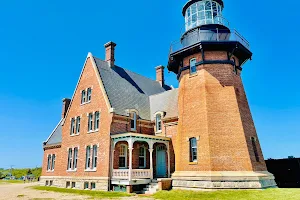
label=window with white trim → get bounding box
[190,58,197,74]
[87,88,92,102]
[76,117,80,134]
[139,146,146,168]
[85,146,91,169]
[190,138,197,162]
[47,155,51,171]
[130,112,137,131]
[94,112,100,130]
[67,148,73,170]
[119,145,127,168]
[92,145,98,169]
[81,90,86,104]
[51,154,56,171]
[70,118,75,135]
[156,114,162,132]
[88,113,94,132]
[73,147,78,170]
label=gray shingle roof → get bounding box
[94,57,172,120]
[44,119,62,146]
[149,89,179,121]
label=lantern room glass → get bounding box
[185,0,223,31]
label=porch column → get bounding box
[167,143,170,178]
[148,140,154,179]
[128,138,134,181]
[149,148,154,179]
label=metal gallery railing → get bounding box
[170,28,250,54]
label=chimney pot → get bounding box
[104,41,117,67]
[62,98,71,119]
[156,65,165,87]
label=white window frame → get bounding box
[67,148,73,170]
[138,146,146,168]
[92,145,98,169]
[70,118,75,135]
[88,113,94,132]
[87,88,92,102]
[47,154,52,171]
[130,112,137,131]
[94,112,100,131]
[73,147,78,170]
[81,90,86,104]
[85,146,91,169]
[76,117,80,134]
[119,144,127,169]
[51,154,56,171]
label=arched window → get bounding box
[189,137,197,162]
[190,58,197,74]
[139,146,146,168]
[130,112,137,131]
[119,144,127,168]
[156,114,162,132]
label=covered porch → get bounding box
[111,133,171,185]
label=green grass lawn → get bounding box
[31,186,132,199]
[153,189,300,200]
[0,180,24,184]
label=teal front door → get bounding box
[156,145,167,177]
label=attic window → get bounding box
[130,112,137,131]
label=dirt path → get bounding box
[0,183,153,200]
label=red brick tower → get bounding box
[168,0,276,189]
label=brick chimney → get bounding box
[156,65,165,87]
[62,98,71,119]
[104,41,117,67]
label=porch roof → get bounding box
[111,132,170,143]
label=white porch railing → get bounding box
[112,169,152,179]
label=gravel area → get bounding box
[0,182,153,200]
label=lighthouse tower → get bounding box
[168,0,276,189]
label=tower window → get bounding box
[190,58,197,74]
[67,148,73,170]
[189,137,197,162]
[47,155,51,171]
[119,144,127,168]
[156,114,162,132]
[130,112,137,131]
[251,137,260,162]
[51,154,56,171]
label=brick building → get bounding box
[41,0,276,193]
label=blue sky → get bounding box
[0,0,299,169]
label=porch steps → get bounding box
[141,181,159,194]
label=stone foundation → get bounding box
[172,171,277,190]
[39,176,109,191]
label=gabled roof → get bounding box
[94,57,172,120]
[44,119,63,147]
[149,89,179,121]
